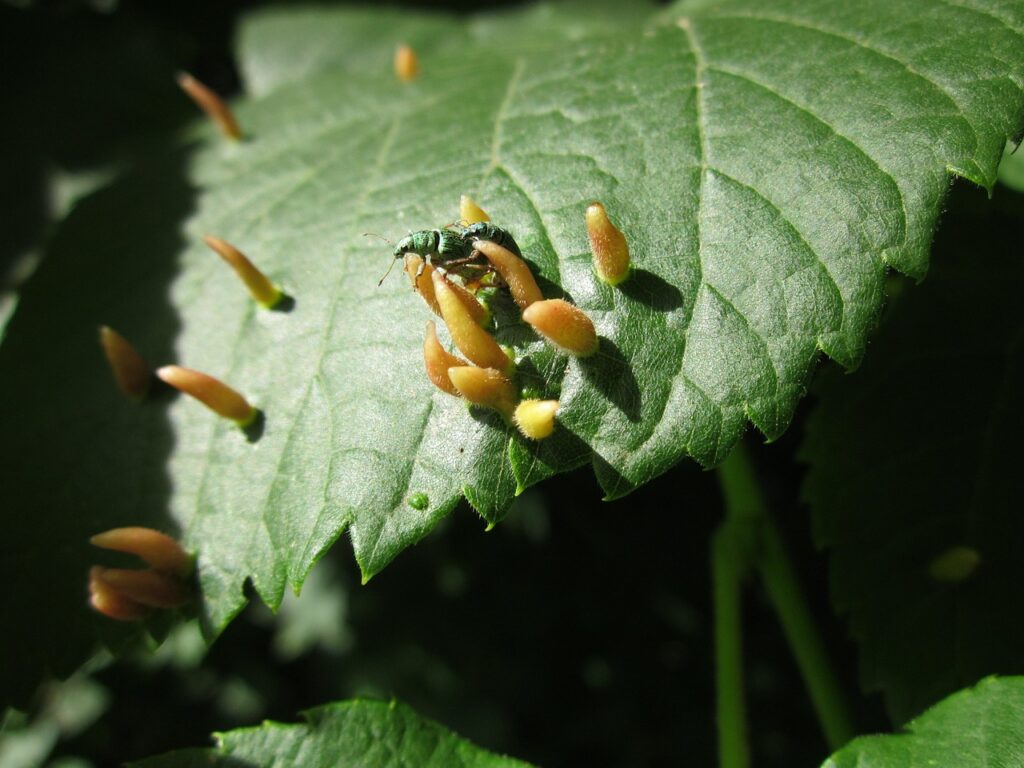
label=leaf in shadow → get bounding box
[801,190,1024,723]
[0,145,197,707]
[129,698,536,768]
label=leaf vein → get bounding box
[703,280,781,400]
[252,116,403,599]
[935,0,1024,39]
[676,18,722,457]
[706,64,909,256]
[486,58,526,175]
[491,163,563,287]
[705,166,846,338]
[706,10,984,160]
[361,396,435,571]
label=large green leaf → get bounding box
[2,1,1023,704]
[131,699,535,768]
[801,193,1024,723]
[822,677,1024,767]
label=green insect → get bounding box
[458,222,523,257]
[394,227,474,265]
[379,223,522,284]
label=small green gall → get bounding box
[928,546,981,583]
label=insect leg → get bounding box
[415,252,434,279]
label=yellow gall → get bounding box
[586,202,631,286]
[928,546,981,583]
[448,366,518,420]
[203,235,283,308]
[424,321,468,396]
[394,44,420,82]
[93,567,190,609]
[448,275,490,326]
[405,255,442,316]
[89,566,150,622]
[432,271,512,373]
[99,326,150,399]
[514,399,559,440]
[90,527,192,576]
[473,239,543,309]
[405,256,489,325]
[459,195,490,224]
[176,71,242,141]
[156,365,257,426]
[522,299,599,357]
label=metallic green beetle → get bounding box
[458,222,523,257]
[393,227,474,265]
[384,223,522,283]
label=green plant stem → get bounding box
[757,514,855,750]
[716,442,856,757]
[713,446,761,768]
[712,523,751,768]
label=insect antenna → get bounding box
[364,232,400,286]
[363,231,395,246]
[377,255,401,286]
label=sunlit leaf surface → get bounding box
[1,0,1022,704]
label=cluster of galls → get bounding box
[99,235,283,420]
[88,527,193,621]
[93,66,632,622]
[95,234,283,621]
[411,196,631,441]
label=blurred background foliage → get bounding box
[1,1,1021,766]
[5,455,871,768]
